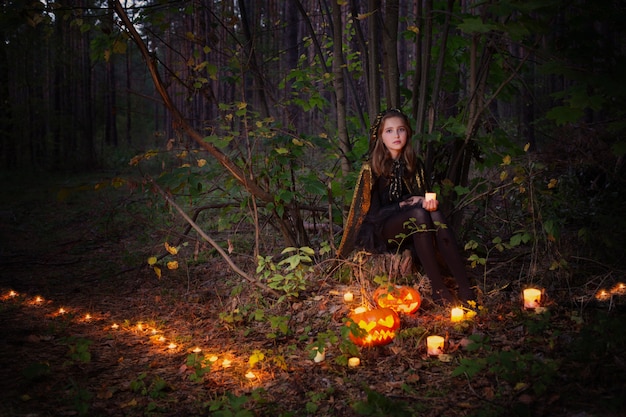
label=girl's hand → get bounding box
[421,196,438,212]
[400,195,422,208]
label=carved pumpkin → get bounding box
[347,307,401,347]
[373,285,421,314]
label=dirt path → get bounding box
[0,173,624,417]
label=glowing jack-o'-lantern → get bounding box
[373,285,421,314]
[347,307,401,347]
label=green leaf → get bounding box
[457,17,498,34]
[546,106,584,126]
[203,134,232,149]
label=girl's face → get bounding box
[380,116,408,159]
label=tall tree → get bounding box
[331,0,351,176]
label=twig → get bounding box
[148,178,280,298]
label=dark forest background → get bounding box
[2,0,625,264]
[1,2,626,416]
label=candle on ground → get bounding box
[348,357,360,367]
[427,335,445,356]
[343,291,354,302]
[451,307,464,322]
[523,288,542,309]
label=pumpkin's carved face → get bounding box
[373,285,421,314]
[347,307,400,347]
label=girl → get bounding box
[337,109,474,304]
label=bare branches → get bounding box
[149,177,280,298]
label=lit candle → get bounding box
[208,355,218,362]
[353,306,367,314]
[58,307,66,315]
[313,348,325,363]
[595,289,610,301]
[348,357,360,367]
[523,288,542,309]
[111,323,119,330]
[167,342,177,350]
[245,371,256,379]
[427,335,445,356]
[8,290,17,298]
[611,282,625,296]
[425,192,437,201]
[192,347,202,353]
[450,307,464,323]
[222,359,232,368]
[343,291,354,303]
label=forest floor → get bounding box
[0,171,625,417]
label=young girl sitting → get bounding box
[337,109,475,304]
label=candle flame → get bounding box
[167,343,177,349]
[595,289,610,301]
[610,282,625,295]
[192,347,202,353]
[111,323,119,330]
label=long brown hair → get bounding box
[369,109,418,178]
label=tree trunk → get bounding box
[113,0,308,247]
[331,0,352,177]
[239,0,271,117]
[367,0,381,123]
[382,0,400,109]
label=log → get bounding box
[346,249,433,298]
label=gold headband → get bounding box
[369,108,407,150]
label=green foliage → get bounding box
[267,315,290,339]
[305,387,335,414]
[248,349,265,369]
[352,386,413,417]
[21,362,51,382]
[185,352,213,383]
[256,246,316,301]
[453,332,560,399]
[306,329,339,361]
[66,378,93,416]
[130,372,170,399]
[62,337,93,364]
[207,391,255,417]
